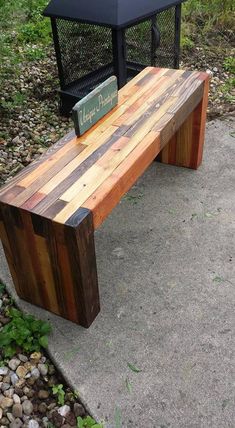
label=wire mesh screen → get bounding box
[126,20,152,66]
[126,7,177,69]
[156,7,176,67]
[56,19,113,87]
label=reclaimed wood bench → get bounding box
[0,67,209,327]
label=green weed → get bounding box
[25,46,46,61]
[52,384,65,406]
[77,416,103,428]
[223,56,235,74]
[0,307,51,358]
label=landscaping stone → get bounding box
[9,420,23,428]
[37,364,48,377]
[8,359,21,371]
[12,403,23,418]
[16,366,28,379]
[28,420,39,428]
[38,390,49,400]
[10,374,19,386]
[0,367,9,376]
[58,405,70,417]
[22,400,33,416]
[0,396,14,409]
[13,394,21,404]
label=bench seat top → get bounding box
[0,67,209,229]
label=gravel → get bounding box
[0,288,91,427]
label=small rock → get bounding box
[12,136,21,144]
[18,354,28,363]
[12,403,23,418]
[30,352,41,361]
[51,411,64,427]
[13,394,21,404]
[38,364,48,377]
[48,365,55,375]
[22,399,33,415]
[28,420,39,428]
[26,377,36,386]
[65,411,76,426]
[14,387,23,397]
[2,382,10,391]
[24,362,32,371]
[48,375,58,387]
[42,417,49,428]
[8,359,21,371]
[58,405,70,417]
[38,390,49,400]
[3,388,14,398]
[4,388,14,398]
[21,395,28,401]
[15,379,25,389]
[38,402,47,414]
[1,416,10,425]
[10,419,23,428]
[65,392,75,403]
[7,412,15,422]
[0,367,9,376]
[11,374,19,386]
[16,366,28,379]
[30,368,40,379]
[3,375,11,383]
[0,396,13,409]
[47,401,57,411]
[73,402,85,417]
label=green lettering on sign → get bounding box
[72,76,118,137]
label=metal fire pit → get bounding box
[43,0,186,115]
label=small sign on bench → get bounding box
[72,76,118,137]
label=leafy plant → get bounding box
[223,56,235,74]
[0,307,51,358]
[52,384,65,406]
[77,416,103,428]
[25,46,46,61]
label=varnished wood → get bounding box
[0,67,210,327]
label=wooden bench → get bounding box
[0,67,209,327]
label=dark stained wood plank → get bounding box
[65,208,100,327]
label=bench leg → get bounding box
[158,79,209,170]
[0,205,100,328]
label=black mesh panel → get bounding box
[56,20,113,87]
[155,7,176,67]
[126,7,176,69]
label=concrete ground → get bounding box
[0,117,235,428]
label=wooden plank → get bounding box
[64,208,100,327]
[0,220,21,295]
[83,131,161,228]
[12,142,86,207]
[0,204,42,305]
[158,75,209,169]
[33,234,60,315]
